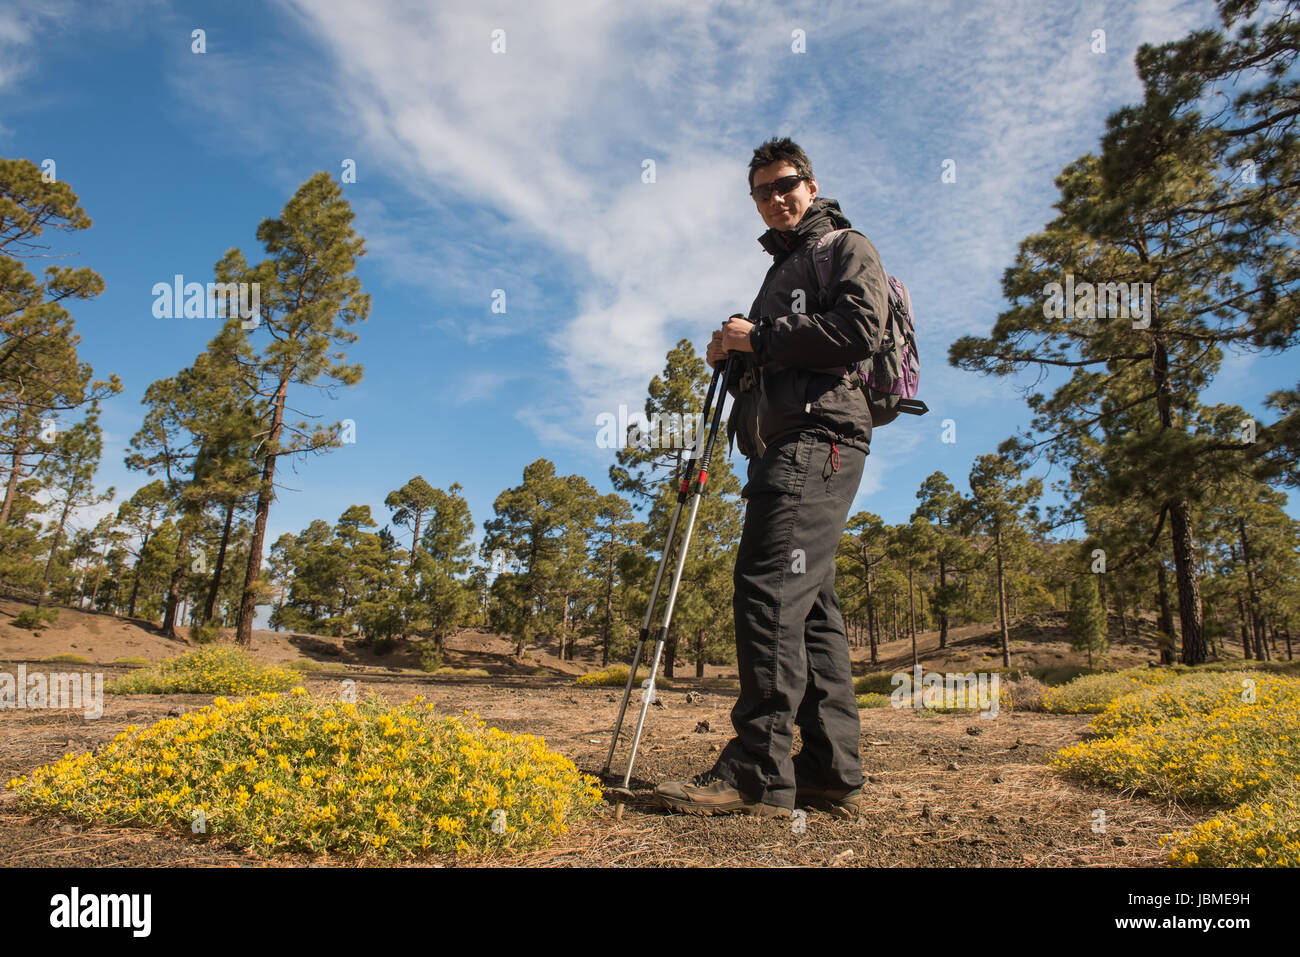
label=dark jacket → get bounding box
[726,197,890,459]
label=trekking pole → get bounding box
[616,353,736,791]
[602,359,726,779]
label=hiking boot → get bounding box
[796,784,863,819]
[654,771,791,818]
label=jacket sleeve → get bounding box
[751,231,889,369]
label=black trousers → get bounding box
[710,430,867,810]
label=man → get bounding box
[653,137,890,819]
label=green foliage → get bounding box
[39,651,87,664]
[419,643,443,673]
[13,607,59,630]
[1067,574,1109,665]
[189,621,224,644]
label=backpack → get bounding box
[808,228,927,428]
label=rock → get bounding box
[992,773,1004,783]
[987,814,1000,824]
[167,706,185,717]
[709,744,720,752]
[685,691,702,704]
[920,805,932,820]
[966,726,982,736]
[607,694,617,702]
[945,762,959,771]
[693,720,710,733]
[1114,835,1128,846]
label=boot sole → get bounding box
[800,797,860,820]
[654,795,792,818]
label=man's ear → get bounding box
[807,178,818,200]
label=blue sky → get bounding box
[2,0,1295,563]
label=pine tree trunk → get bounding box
[237,380,287,646]
[601,550,614,668]
[1237,594,1252,660]
[161,523,191,638]
[126,528,151,618]
[1237,519,1269,663]
[696,627,705,678]
[937,554,949,649]
[0,445,27,525]
[865,562,878,665]
[1168,501,1206,663]
[907,565,917,656]
[1149,303,1206,663]
[995,527,1010,667]
[38,499,75,610]
[559,593,569,661]
[205,499,236,623]
[664,624,676,679]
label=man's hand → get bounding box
[707,314,754,368]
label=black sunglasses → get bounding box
[749,174,806,202]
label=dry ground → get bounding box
[0,599,1238,867]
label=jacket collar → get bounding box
[757,197,852,258]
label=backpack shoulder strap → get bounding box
[807,227,854,296]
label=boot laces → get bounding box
[689,770,722,788]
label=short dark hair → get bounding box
[748,137,814,189]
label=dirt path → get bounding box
[0,666,1202,867]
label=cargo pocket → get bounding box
[741,434,810,500]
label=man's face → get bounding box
[751,160,818,232]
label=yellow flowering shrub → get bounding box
[576,665,672,689]
[7,688,603,859]
[1040,667,1181,714]
[107,645,301,695]
[1089,671,1290,736]
[1162,781,1300,867]
[1050,671,1300,867]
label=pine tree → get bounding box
[0,158,120,532]
[35,405,112,609]
[1068,572,1108,668]
[963,455,1042,667]
[838,511,889,665]
[215,172,370,646]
